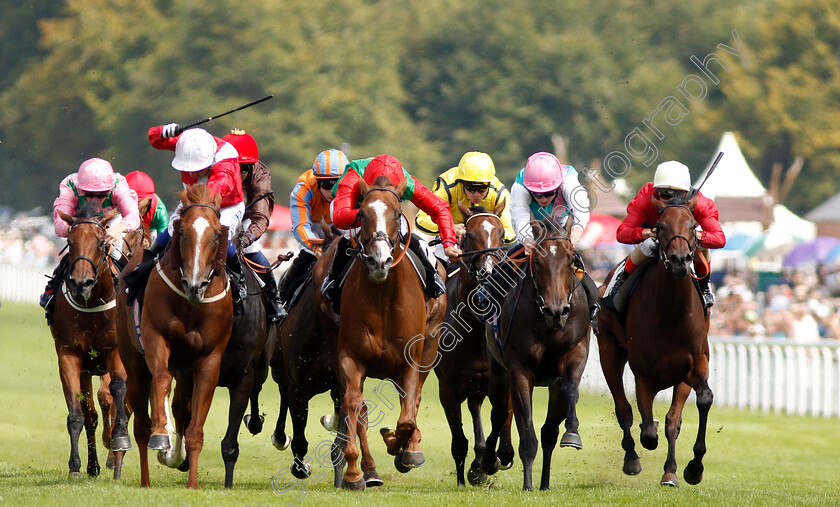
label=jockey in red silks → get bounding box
[125,170,169,239]
[321,154,462,314]
[604,160,726,308]
[40,158,141,322]
[126,123,248,312]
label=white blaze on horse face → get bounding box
[191,216,211,280]
[550,245,558,256]
[368,200,392,265]
[481,220,496,273]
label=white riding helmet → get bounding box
[653,161,691,191]
[172,129,216,172]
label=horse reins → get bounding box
[656,204,700,274]
[351,187,411,267]
[459,213,506,278]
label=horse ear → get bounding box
[564,215,575,236]
[358,177,370,196]
[651,195,665,211]
[395,176,408,197]
[57,210,74,226]
[101,207,118,225]
[179,188,189,207]
[531,220,544,239]
[213,192,222,211]
[493,197,506,217]
[458,201,472,219]
[138,197,152,217]
[688,188,699,211]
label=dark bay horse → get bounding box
[326,175,443,490]
[51,204,127,478]
[116,184,233,489]
[435,201,515,487]
[481,218,591,491]
[596,192,713,487]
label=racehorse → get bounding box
[115,184,233,489]
[435,201,515,487]
[481,217,591,491]
[324,175,443,490]
[50,203,127,478]
[596,192,713,487]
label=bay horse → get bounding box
[50,203,128,478]
[481,217,591,491]
[435,201,515,487]
[324,175,443,490]
[116,184,233,489]
[596,192,713,487]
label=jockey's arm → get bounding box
[331,170,362,229]
[52,175,78,238]
[414,176,447,237]
[616,191,650,245]
[561,170,590,245]
[205,160,240,203]
[148,125,179,151]
[496,187,517,244]
[290,179,320,252]
[408,176,457,248]
[696,199,726,249]
[509,182,534,242]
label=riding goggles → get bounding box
[83,191,110,199]
[462,182,490,193]
[656,188,686,200]
[530,189,557,200]
[318,178,339,190]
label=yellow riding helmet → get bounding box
[456,152,495,183]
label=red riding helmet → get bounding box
[363,154,406,186]
[222,128,259,164]
[125,170,155,198]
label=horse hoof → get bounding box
[177,458,190,473]
[320,413,339,432]
[661,472,679,487]
[481,456,501,476]
[110,435,132,452]
[147,433,171,451]
[105,456,116,470]
[68,471,82,478]
[684,459,704,485]
[340,476,366,491]
[291,461,312,480]
[560,431,583,449]
[394,454,412,474]
[623,457,642,476]
[400,450,425,468]
[467,462,488,486]
[87,463,100,477]
[271,432,291,451]
[364,470,384,487]
[244,414,265,435]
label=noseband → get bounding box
[655,204,697,271]
[529,235,580,315]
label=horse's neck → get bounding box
[653,261,695,302]
[457,266,479,297]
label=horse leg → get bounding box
[97,372,116,470]
[245,349,269,435]
[635,379,659,452]
[79,373,101,477]
[57,352,84,477]
[356,401,382,487]
[684,356,713,486]
[509,371,537,492]
[144,335,173,450]
[597,335,640,475]
[466,394,488,486]
[271,380,291,451]
[661,382,690,487]
[125,354,153,487]
[288,390,312,479]
[440,384,469,487]
[338,361,365,490]
[481,356,508,476]
[539,383,564,491]
[184,354,222,489]
[395,369,425,471]
[222,370,255,488]
[108,353,131,480]
[498,403,515,470]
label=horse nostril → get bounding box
[683,254,693,265]
[559,305,571,317]
[384,255,394,266]
[83,279,96,289]
[669,254,682,266]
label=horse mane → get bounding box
[372,175,396,189]
[468,205,488,214]
[181,184,219,210]
[75,201,101,219]
[539,217,569,237]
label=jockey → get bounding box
[604,160,726,308]
[322,154,462,314]
[124,170,169,239]
[39,158,141,322]
[222,128,285,322]
[127,123,247,313]
[415,151,515,260]
[277,149,349,318]
[482,152,600,330]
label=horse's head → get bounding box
[121,197,153,259]
[530,218,578,329]
[355,175,406,281]
[57,203,117,302]
[458,199,506,277]
[176,184,224,303]
[652,191,699,278]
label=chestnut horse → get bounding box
[435,202,515,487]
[116,184,233,489]
[596,192,713,487]
[324,175,443,490]
[481,218,590,491]
[50,203,127,478]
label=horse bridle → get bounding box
[66,219,110,283]
[460,213,506,279]
[178,202,223,283]
[352,187,404,262]
[655,204,698,271]
[529,235,580,315]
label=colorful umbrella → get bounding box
[782,236,840,267]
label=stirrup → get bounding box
[702,290,715,308]
[589,304,600,335]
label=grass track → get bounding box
[1,302,838,506]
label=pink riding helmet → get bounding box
[76,158,116,192]
[522,152,563,193]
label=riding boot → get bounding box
[226,256,247,316]
[258,270,286,323]
[407,234,444,299]
[321,237,350,315]
[698,276,715,308]
[602,268,629,310]
[41,254,70,325]
[589,303,600,335]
